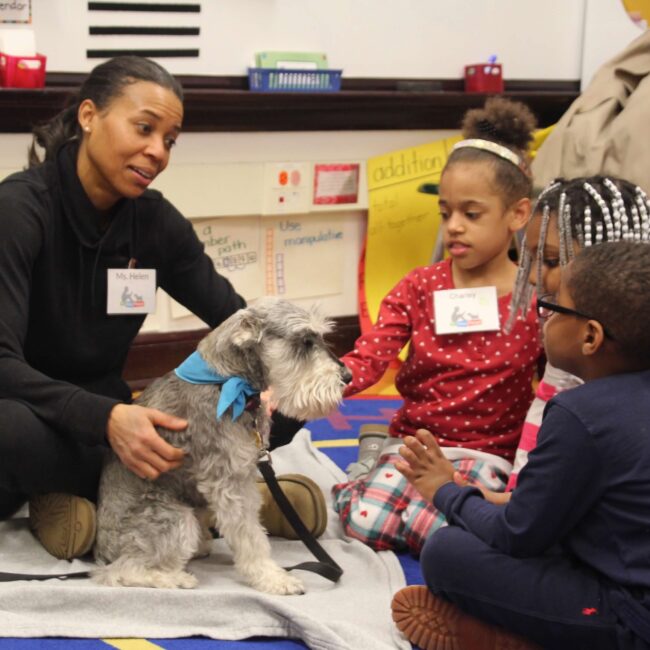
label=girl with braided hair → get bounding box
[332,97,543,554]
[448,174,650,501]
[503,175,650,491]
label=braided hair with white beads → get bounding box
[508,175,650,329]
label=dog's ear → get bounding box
[197,307,265,375]
[229,310,264,348]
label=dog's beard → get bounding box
[266,348,345,421]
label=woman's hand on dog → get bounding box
[107,404,186,480]
[260,388,277,417]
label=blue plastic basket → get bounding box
[248,67,342,93]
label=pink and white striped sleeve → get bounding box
[506,363,582,491]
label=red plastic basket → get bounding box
[464,62,503,93]
[0,53,47,88]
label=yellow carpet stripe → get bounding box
[312,439,358,448]
[102,640,165,650]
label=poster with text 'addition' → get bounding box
[169,214,345,318]
[363,135,460,332]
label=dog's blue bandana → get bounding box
[174,351,258,421]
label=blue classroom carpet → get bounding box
[0,396,422,650]
[310,396,423,588]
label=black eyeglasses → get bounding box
[536,295,614,339]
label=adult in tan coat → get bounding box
[532,30,650,194]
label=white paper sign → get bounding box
[266,214,345,299]
[433,286,500,334]
[107,268,157,315]
[313,163,360,205]
[0,28,34,53]
[262,162,311,215]
[193,216,263,303]
[0,2,31,24]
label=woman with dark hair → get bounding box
[0,56,248,560]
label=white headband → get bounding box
[452,138,530,177]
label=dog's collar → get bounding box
[174,351,259,421]
[245,394,261,413]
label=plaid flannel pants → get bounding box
[332,446,509,555]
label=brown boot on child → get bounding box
[391,585,542,650]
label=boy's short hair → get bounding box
[568,241,650,366]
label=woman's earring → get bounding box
[83,126,91,133]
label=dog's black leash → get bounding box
[257,454,343,583]
[0,569,90,582]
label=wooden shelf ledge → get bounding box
[0,75,579,133]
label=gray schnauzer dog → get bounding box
[93,298,351,593]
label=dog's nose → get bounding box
[340,364,353,385]
[330,350,353,385]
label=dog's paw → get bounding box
[251,567,305,595]
[174,570,199,589]
[139,569,199,589]
[92,566,198,589]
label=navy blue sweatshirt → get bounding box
[0,142,245,446]
[435,370,650,640]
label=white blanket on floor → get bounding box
[0,429,409,650]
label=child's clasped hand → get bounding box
[395,429,456,503]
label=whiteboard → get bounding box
[581,0,645,88]
[12,0,586,79]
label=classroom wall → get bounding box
[3,0,641,88]
[0,129,457,332]
[8,0,587,80]
[146,129,463,332]
[1,0,644,334]
[581,0,646,88]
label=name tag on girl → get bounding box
[433,286,500,334]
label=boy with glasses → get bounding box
[536,296,616,340]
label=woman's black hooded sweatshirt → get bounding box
[0,141,245,446]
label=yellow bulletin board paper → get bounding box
[365,134,461,325]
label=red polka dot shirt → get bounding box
[342,259,542,461]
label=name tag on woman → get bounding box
[107,268,156,315]
[433,286,500,334]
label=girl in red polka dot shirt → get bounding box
[332,98,543,553]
